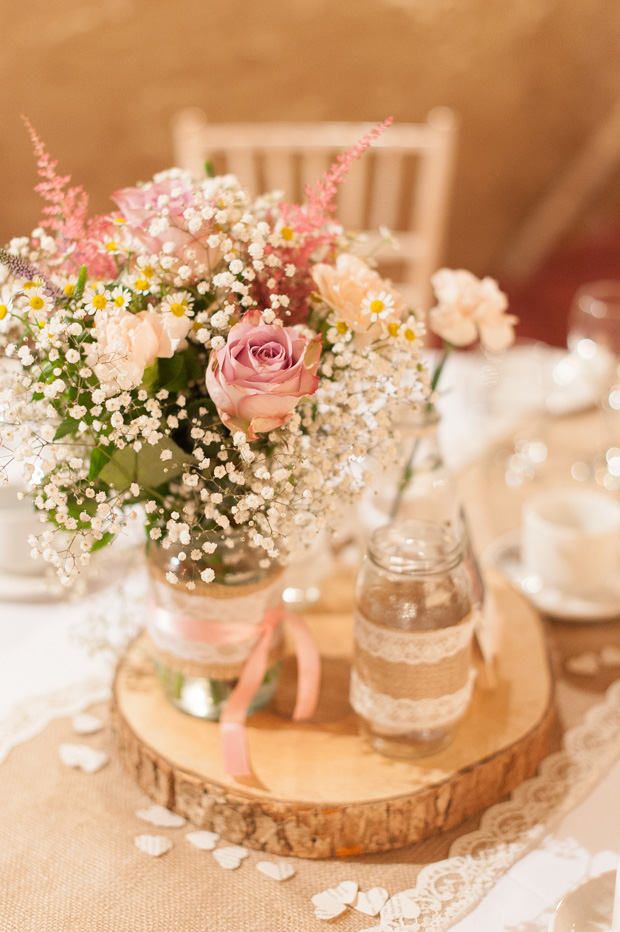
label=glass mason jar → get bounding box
[147,530,283,720]
[350,520,476,758]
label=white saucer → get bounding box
[549,870,615,931]
[485,531,620,622]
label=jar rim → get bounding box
[367,519,464,574]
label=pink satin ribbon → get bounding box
[151,603,321,778]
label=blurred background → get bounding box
[1,0,619,344]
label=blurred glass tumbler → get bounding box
[350,520,476,758]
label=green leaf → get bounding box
[183,343,204,383]
[88,446,112,481]
[53,419,77,441]
[90,531,114,552]
[99,437,195,491]
[74,265,88,303]
[157,354,188,392]
[140,361,159,392]
[204,160,215,178]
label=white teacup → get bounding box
[522,488,620,596]
[0,485,46,577]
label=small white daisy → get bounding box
[83,283,111,314]
[361,290,395,320]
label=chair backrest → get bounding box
[171,109,458,312]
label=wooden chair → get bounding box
[171,109,458,313]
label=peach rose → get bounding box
[206,311,321,440]
[88,308,191,390]
[312,254,405,341]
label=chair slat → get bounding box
[225,151,259,199]
[368,152,404,231]
[263,151,295,199]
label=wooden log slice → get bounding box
[111,578,557,859]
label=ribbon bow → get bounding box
[151,604,321,777]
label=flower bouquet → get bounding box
[0,119,428,773]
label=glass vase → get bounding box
[147,530,283,720]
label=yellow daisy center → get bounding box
[387,322,399,337]
[113,217,126,225]
[29,296,45,311]
[281,226,294,241]
[92,295,107,311]
[404,328,416,342]
[170,303,186,318]
[142,266,155,278]
[369,299,384,315]
[23,281,36,291]
[135,279,149,291]
[64,284,75,297]
[114,295,126,307]
[38,321,45,329]
[191,320,203,332]
[106,242,119,252]
[336,321,348,334]
[0,305,7,320]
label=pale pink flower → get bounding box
[312,254,405,341]
[111,174,218,273]
[206,311,321,440]
[429,269,517,352]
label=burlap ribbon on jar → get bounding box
[350,610,477,732]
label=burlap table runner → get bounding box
[2,407,620,931]
[2,617,620,932]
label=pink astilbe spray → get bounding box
[23,118,116,280]
[253,118,394,323]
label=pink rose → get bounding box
[111,172,217,271]
[206,312,321,440]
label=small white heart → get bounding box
[566,652,599,676]
[135,805,186,828]
[380,892,421,923]
[601,645,620,667]
[353,887,389,917]
[59,743,108,774]
[134,834,173,857]
[256,861,296,881]
[328,880,358,904]
[72,713,103,735]
[213,847,247,870]
[185,830,220,851]
[311,891,347,921]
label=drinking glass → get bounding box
[567,281,620,490]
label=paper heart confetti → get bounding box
[185,830,220,850]
[256,861,296,881]
[353,887,389,917]
[212,846,249,870]
[72,713,104,735]
[135,805,186,828]
[134,834,173,857]
[327,881,358,904]
[58,743,108,774]
[311,891,348,921]
[380,892,421,923]
[566,652,599,676]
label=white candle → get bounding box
[612,861,620,932]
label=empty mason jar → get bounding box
[350,520,476,758]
